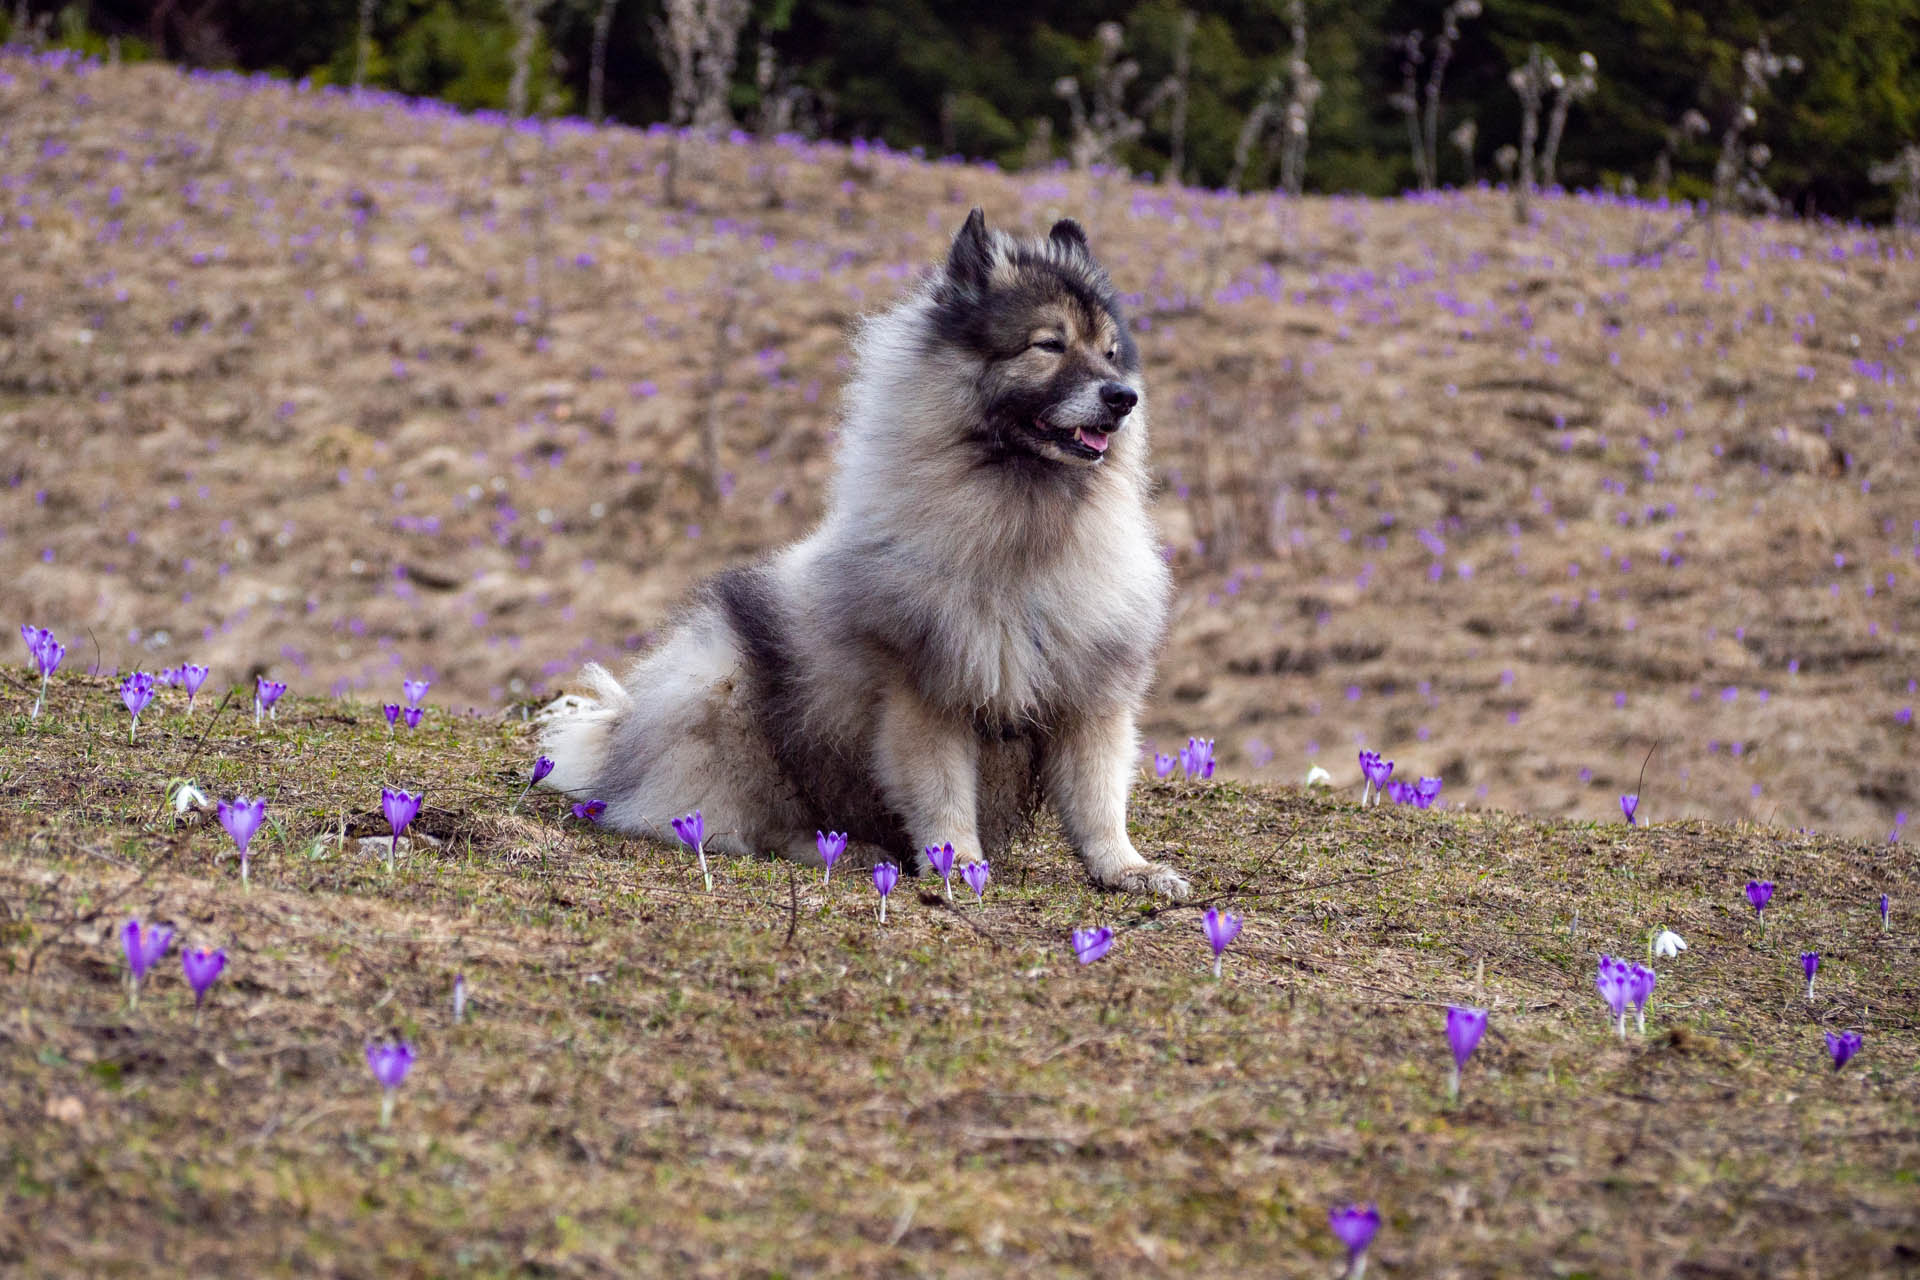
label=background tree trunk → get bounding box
[587,0,618,123]
[351,0,374,89]
[506,0,544,121]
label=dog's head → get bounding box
[927,209,1142,470]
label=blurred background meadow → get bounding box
[2,0,1918,839]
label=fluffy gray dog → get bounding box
[539,208,1187,898]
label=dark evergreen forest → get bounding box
[13,0,1920,219]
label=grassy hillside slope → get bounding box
[1,679,1914,1275]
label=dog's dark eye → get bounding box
[1033,337,1066,354]
[1105,346,1117,361]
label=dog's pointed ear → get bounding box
[946,208,994,293]
[1048,218,1089,256]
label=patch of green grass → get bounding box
[0,674,1916,1275]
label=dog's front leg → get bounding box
[873,684,983,874]
[1046,708,1191,899]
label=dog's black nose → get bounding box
[1099,382,1138,418]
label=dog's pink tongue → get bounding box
[1076,428,1111,453]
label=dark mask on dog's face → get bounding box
[931,210,1143,469]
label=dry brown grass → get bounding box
[0,58,1917,847]
[2,676,1916,1276]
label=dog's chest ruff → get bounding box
[956,591,1057,715]
[931,561,1146,721]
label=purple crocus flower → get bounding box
[925,841,956,900]
[1203,907,1242,978]
[1413,776,1443,809]
[1596,953,1632,1038]
[1626,963,1656,1033]
[673,810,711,891]
[1745,879,1775,925]
[961,859,990,900]
[817,829,847,884]
[1177,736,1215,780]
[1825,1029,1862,1072]
[21,624,51,667]
[179,662,209,712]
[572,799,606,822]
[1071,926,1114,965]
[380,787,423,872]
[24,626,62,719]
[254,676,287,726]
[512,755,556,811]
[156,667,180,687]
[1385,779,1416,806]
[1621,793,1639,825]
[401,679,431,707]
[180,947,227,1009]
[1445,1005,1487,1101]
[1327,1202,1381,1276]
[402,705,424,730]
[1801,951,1819,1001]
[123,917,173,979]
[873,860,899,922]
[382,703,402,734]
[121,917,174,1007]
[1153,752,1176,779]
[217,795,267,887]
[671,810,704,847]
[366,1038,417,1126]
[25,626,57,659]
[120,670,156,741]
[1880,893,1891,933]
[367,1039,416,1088]
[1359,750,1394,806]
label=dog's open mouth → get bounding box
[1035,418,1111,461]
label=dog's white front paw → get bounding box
[1107,861,1191,900]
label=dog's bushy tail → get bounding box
[535,662,628,800]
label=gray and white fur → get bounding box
[539,209,1187,897]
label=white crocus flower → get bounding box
[1304,764,1333,788]
[168,779,210,816]
[1651,929,1687,959]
